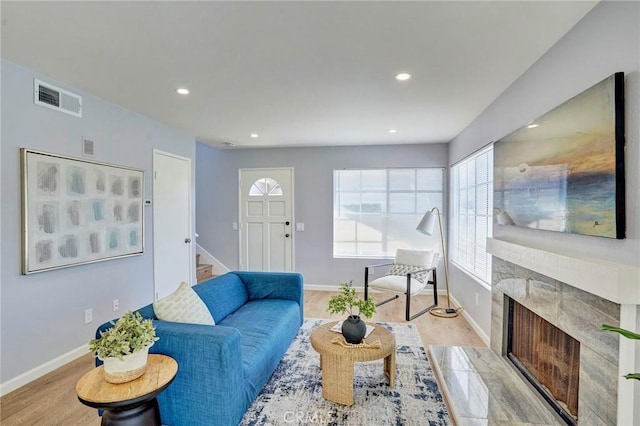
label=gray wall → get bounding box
[195,143,448,286]
[448,2,639,345]
[0,60,196,384]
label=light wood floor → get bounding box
[0,290,484,425]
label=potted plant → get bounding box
[89,311,159,383]
[327,281,376,344]
[602,324,640,380]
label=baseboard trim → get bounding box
[0,344,89,397]
[449,294,490,346]
[304,284,339,291]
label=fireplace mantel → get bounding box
[487,238,640,305]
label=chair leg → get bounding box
[405,274,411,321]
[364,267,369,300]
[404,271,438,321]
[432,270,438,306]
[376,295,400,307]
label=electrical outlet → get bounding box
[84,308,93,324]
[475,293,479,306]
[370,267,375,276]
[113,299,119,312]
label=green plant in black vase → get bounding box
[327,281,376,344]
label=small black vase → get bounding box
[341,315,366,344]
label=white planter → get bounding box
[100,344,151,384]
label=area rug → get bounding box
[240,318,450,425]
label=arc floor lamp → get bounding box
[416,207,459,318]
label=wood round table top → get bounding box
[310,321,395,362]
[76,354,178,405]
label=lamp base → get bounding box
[429,307,459,318]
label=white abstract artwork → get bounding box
[21,149,144,274]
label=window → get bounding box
[334,168,444,258]
[450,145,493,284]
[249,178,283,196]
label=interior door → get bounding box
[153,150,192,300]
[239,168,294,272]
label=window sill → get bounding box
[333,255,394,260]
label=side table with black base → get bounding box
[76,354,177,426]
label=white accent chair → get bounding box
[364,249,439,321]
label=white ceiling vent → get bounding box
[34,79,82,117]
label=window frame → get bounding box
[333,167,445,259]
[450,144,493,287]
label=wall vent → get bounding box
[82,138,95,156]
[34,79,82,117]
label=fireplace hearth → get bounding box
[429,238,638,425]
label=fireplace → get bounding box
[486,238,638,425]
[507,297,580,424]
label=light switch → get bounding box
[232,222,238,231]
[296,223,305,231]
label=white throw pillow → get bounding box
[394,249,435,268]
[153,282,215,326]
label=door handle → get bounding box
[184,238,191,243]
[285,233,290,238]
[285,221,290,226]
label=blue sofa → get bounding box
[95,271,304,426]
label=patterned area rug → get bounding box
[240,318,450,425]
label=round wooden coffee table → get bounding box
[310,321,396,405]
[76,354,177,426]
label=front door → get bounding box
[153,150,192,300]
[239,168,294,272]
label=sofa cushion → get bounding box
[153,282,215,325]
[193,273,249,323]
[217,299,301,400]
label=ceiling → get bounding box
[1,1,597,149]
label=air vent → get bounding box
[34,79,82,117]
[82,138,95,156]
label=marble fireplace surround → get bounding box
[487,238,639,425]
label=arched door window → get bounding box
[249,178,283,196]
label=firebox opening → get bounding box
[506,297,580,425]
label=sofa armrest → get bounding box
[150,321,246,426]
[233,271,304,323]
[93,320,246,425]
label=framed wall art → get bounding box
[493,72,625,239]
[21,148,144,274]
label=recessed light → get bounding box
[527,123,539,129]
[176,88,189,95]
[389,129,397,134]
[250,133,259,138]
[395,73,411,81]
[223,142,235,147]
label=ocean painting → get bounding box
[493,73,625,239]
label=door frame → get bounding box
[238,167,295,271]
[153,149,194,300]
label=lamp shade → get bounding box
[416,210,437,236]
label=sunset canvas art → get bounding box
[493,73,625,239]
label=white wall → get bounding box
[448,0,639,358]
[0,60,196,389]
[195,143,448,287]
